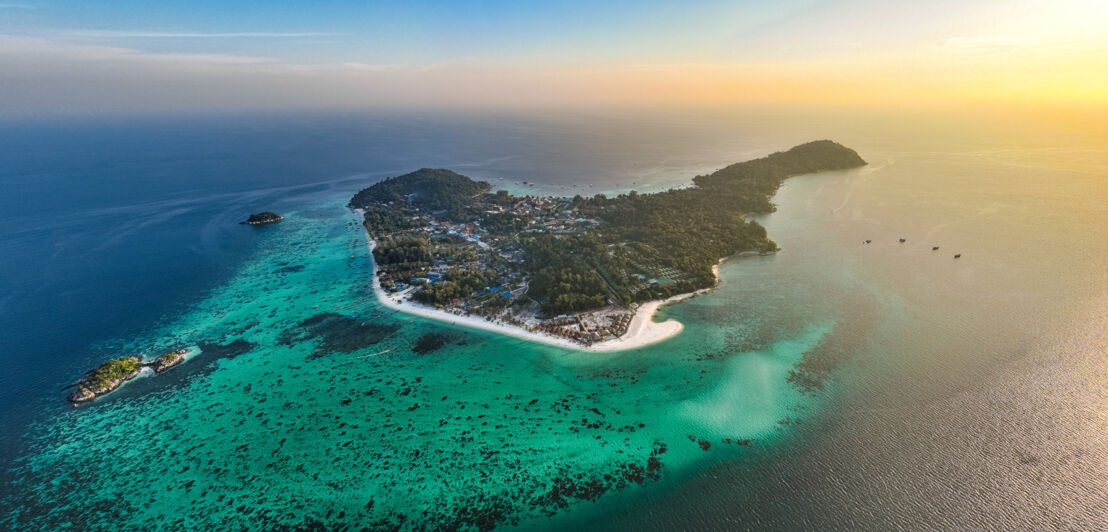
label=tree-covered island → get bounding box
[66,349,190,404]
[351,140,865,346]
[241,211,284,225]
[66,357,142,403]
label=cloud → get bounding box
[57,30,337,39]
[0,28,1103,117]
[0,35,277,64]
[0,35,393,114]
[935,37,1032,57]
[341,62,395,71]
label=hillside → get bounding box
[350,168,492,218]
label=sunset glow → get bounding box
[1,0,1104,115]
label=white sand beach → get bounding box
[365,229,720,352]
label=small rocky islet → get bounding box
[150,349,186,373]
[66,349,188,404]
[240,211,284,226]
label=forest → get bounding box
[350,168,491,219]
[372,236,431,273]
[520,140,866,314]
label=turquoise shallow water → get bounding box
[4,111,1106,530]
[4,197,835,530]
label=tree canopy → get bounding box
[350,168,491,218]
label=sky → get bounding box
[0,0,1105,115]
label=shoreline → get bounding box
[361,222,720,352]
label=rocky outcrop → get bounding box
[67,349,190,404]
[67,356,142,403]
[241,211,284,225]
[150,348,187,373]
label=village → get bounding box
[369,192,648,345]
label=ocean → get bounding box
[1,109,1104,530]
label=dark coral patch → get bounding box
[411,332,462,355]
[279,313,399,359]
[531,441,667,518]
[274,264,305,274]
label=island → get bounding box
[151,349,187,373]
[66,349,190,404]
[350,140,866,350]
[66,357,142,403]
[241,211,284,225]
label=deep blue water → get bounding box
[1,115,359,411]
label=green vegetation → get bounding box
[372,236,431,271]
[521,234,610,314]
[692,140,868,203]
[83,357,140,390]
[360,206,420,234]
[479,212,529,235]
[242,211,283,225]
[350,168,491,218]
[413,267,500,306]
[149,351,184,373]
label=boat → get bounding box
[954,254,962,258]
[358,347,396,359]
